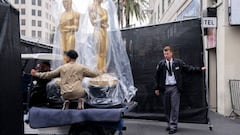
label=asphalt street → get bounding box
[121,112,240,135]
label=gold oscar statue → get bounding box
[89,0,108,73]
[88,0,117,87]
[60,0,80,53]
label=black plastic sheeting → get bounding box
[121,19,208,124]
[0,2,24,135]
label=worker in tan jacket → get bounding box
[31,50,100,109]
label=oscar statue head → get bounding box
[63,0,72,11]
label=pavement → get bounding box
[121,111,240,135]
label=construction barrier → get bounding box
[229,80,240,116]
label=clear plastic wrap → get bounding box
[52,0,137,107]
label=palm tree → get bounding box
[114,0,149,28]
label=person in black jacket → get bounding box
[154,45,206,134]
[29,61,51,107]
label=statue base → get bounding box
[85,73,121,107]
[88,73,118,87]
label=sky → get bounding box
[56,0,149,27]
[57,0,92,13]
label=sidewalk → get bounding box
[122,111,240,135]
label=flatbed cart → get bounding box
[21,53,137,135]
[24,102,137,135]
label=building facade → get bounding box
[202,0,240,116]
[9,0,57,44]
[149,0,200,24]
[149,0,240,116]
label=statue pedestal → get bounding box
[89,73,118,87]
[85,73,121,107]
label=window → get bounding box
[21,19,25,25]
[45,22,48,29]
[37,31,42,38]
[15,0,19,4]
[38,10,41,16]
[152,12,156,24]
[162,0,165,14]
[52,26,56,31]
[49,15,51,21]
[45,3,48,9]
[32,30,36,37]
[32,20,36,26]
[21,30,25,36]
[176,0,201,21]
[46,13,49,20]
[168,0,171,5]
[45,32,48,40]
[32,9,36,16]
[32,0,36,5]
[21,0,25,4]
[38,0,41,6]
[37,21,42,27]
[21,8,25,15]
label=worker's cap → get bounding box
[65,50,78,59]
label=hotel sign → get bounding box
[202,17,217,28]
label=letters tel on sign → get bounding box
[202,17,217,28]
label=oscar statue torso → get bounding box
[89,3,108,73]
[87,1,118,87]
[60,9,80,53]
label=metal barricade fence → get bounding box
[229,80,240,116]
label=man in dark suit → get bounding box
[154,45,206,134]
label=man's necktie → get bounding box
[168,61,172,76]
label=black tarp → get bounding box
[122,19,208,124]
[0,2,23,135]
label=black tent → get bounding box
[122,19,208,124]
[0,1,23,135]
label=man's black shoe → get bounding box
[166,127,170,131]
[168,129,177,134]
